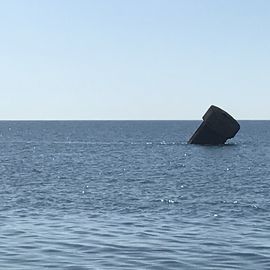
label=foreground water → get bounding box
[0,121,269,269]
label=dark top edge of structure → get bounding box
[203,105,238,123]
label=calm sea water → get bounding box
[0,121,270,269]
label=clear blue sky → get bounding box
[0,0,269,120]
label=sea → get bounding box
[0,120,269,269]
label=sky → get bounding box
[0,0,270,120]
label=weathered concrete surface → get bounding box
[188,105,240,145]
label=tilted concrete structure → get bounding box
[188,105,240,145]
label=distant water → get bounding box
[0,121,270,269]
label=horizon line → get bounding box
[0,119,268,121]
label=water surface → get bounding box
[0,121,269,269]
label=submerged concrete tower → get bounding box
[188,105,240,145]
